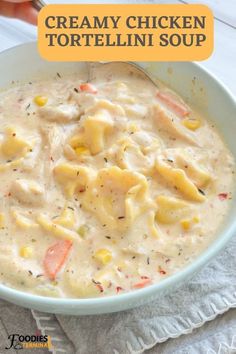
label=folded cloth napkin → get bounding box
[0,300,46,354]
[147,309,236,354]
[31,234,236,354]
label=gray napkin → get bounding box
[147,309,236,354]
[30,234,236,354]
[0,301,46,354]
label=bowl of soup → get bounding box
[0,42,235,315]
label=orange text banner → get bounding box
[38,4,214,61]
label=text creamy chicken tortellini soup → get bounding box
[0,65,234,298]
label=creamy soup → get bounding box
[0,65,234,298]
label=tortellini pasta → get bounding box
[83,166,150,229]
[54,163,94,197]
[115,137,154,173]
[155,195,190,224]
[38,103,80,122]
[83,111,114,155]
[0,127,31,159]
[174,151,211,188]
[37,214,78,241]
[155,155,206,202]
[0,127,41,172]
[54,207,75,228]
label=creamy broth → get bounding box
[0,66,234,298]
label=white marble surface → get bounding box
[0,1,235,353]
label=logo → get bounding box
[5,330,53,350]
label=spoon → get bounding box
[31,0,159,89]
[32,0,47,11]
[87,61,159,88]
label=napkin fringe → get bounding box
[122,291,236,354]
[32,310,75,354]
[31,291,236,354]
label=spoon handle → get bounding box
[87,61,159,89]
[32,0,47,11]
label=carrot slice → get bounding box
[79,83,97,94]
[157,91,189,118]
[133,278,152,289]
[43,240,73,280]
[218,193,228,201]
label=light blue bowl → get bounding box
[0,42,235,315]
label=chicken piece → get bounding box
[70,92,98,114]
[156,91,190,118]
[41,124,67,163]
[38,104,80,122]
[153,105,198,146]
[131,131,154,147]
[124,103,148,118]
[21,135,42,171]
[11,179,44,206]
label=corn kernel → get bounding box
[0,213,5,228]
[180,219,191,231]
[34,96,48,107]
[20,246,33,258]
[116,82,128,90]
[182,118,201,131]
[77,224,89,238]
[94,249,112,265]
[51,280,58,286]
[193,216,200,223]
[128,123,139,133]
[75,146,90,156]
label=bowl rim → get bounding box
[0,41,236,312]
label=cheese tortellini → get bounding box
[82,166,150,229]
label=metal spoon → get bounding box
[87,61,159,88]
[30,1,159,88]
[32,0,47,11]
